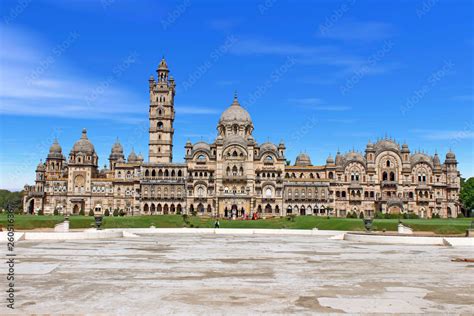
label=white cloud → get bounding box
[0,25,145,123]
[288,98,351,111]
[318,21,394,42]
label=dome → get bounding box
[260,142,278,153]
[111,138,123,154]
[193,141,211,152]
[345,151,366,166]
[219,95,252,125]
[446,151,456,159]
[295,153,312,166]
[401,143,410,153]
[36,160,45,171]
[366,141,374,151]
[72,129,95,154]
[137,153,144,162]
[326,154,334,164]
[445,151,457,163]
[410,153,433,167]
[49,139,62,154]
[158,57,168,70]
[374,138,400,153]
[48,139,64,159]
[128,149,138,163]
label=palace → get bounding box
[23,58,461,218]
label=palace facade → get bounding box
[23,59,461,218]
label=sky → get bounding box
[0,0,473,191]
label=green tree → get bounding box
[104,209,110,216]
[460,177,474,215]
[88,209,94,216]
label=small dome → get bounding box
[137,153,144,162]
[193,141,211,151]
[295,153,312,166]
[48,139,64,159]
[128,149,138,163]
[366,141,374,151]
[49,139,62,154]
[219,95,252,125]
[410,153,433,166]
[72,129,95,154]
[36,160,45,171]
[446,151,456,159]
[401,143,410,153]
[111,138,123,154]
[260,142,278,153]
[445,151,457,163]
[374,138,400,153]
[326,154,334,164]
[158,57,168,70]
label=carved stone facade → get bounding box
[23,59,461,218]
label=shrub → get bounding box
[182,214,189,224]
[458,212,464,218]
[432,213,441,219]
[104,209,110,216]
[53,209,59,216]
[113,209,119,217]
[38,209,44,215]
[359,212,364,219]
[79,209,85,216]
[119,210,125,217]
[88,209,94,216]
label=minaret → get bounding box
[148,57,175,163]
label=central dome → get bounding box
[219,95,252,125]
[72,129,95,154]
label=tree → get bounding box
[79,209,85,216]
[0,190,23,213]
[104,209,110,216]
[53,209,59,216]
[460,177,474,216]
[88,209,94,216]
[113,209,119,217]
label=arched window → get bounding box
[265,188,272,198]
[145,170,150,177]
[383,172,388,181]
[328,172,334,179]
[177,170,182,177]
[197,154,206,161]
[232,150,238,157]
[265,155,273,162]
[386,160,391,167]
[157,121,163,129]
[232,166,238,176]
[390,172,395,181]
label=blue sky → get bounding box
[0,0,473,191]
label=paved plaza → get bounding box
[5,234,474,315]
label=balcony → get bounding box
[381,181,398,188]
[222,175,247,182]
[141,178,185,185]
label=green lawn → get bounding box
[1,214,471,235]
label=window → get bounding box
[157,121,163,129]
[386,160,391,167]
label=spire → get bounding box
[232,91,240,106]
[81,128,87,139]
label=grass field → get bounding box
[0,214,472,235]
